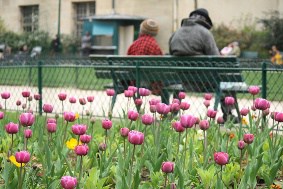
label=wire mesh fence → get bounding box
[0,56,282,120]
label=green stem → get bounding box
[18,163,23,189]
[183,128,188,173]
[77,156,83,189]
[164,173,168,188]
[62,121,69,144]
[129,145,136,187]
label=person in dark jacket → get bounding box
[169,8,219,56]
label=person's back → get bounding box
[169,8,219,56]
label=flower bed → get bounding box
[0,87,282,189]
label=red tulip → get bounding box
[214,152,229,166]
[24,129,32,138]
[43,104,53,113]
[180,101,190,110]
[224,96,235,106]
[16,100,21,106]
[5,122,19,134]
[61,176,77,189]
[87,96,94,102]
[120,127,130,137]
[34,94,41,100]
[22,91,30,98]
[248,86,260,95]
[204,93,213,100]
[47,122,57,133]
[178,92,186,99]
[128,130,144,145]
[203,100,210,108]
[106,89,115,96]
[80,134,91,143]
[64,112,76,122]
[199,120,210,130]
[240,107,249,116]
[79,98,86,105]
[217,116,225,124]
[207,108,217,118]
[58,93,67,101]
[243,133,254,144]
[102,119,112,130]
[69,96,76,104]
[19,113,35,127]
[134,98,143,106]
[74,145,89,156]
[238,140,246,150]
[127,110,139,121]
[275,112,283,122]
[1,92,10,99]
[141,114,154,125]
[15,151,30,164]
[72,124,87,135]
[180,114,197,128]
[161,161,174,173]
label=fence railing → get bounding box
[0,57,282,119]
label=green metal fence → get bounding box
[0,57,282,119]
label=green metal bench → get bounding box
[91,55,250,115]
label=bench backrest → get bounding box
[91,55,242,92]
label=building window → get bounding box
[74,2,96,37]
[20,5,39,32]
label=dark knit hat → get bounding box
[189,8,213,28]
[140,19,159,36]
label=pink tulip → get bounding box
[47,118,56,124]
[16,100,21,106]
[61,176,77,189]
[87,96,94,102]
[102,119,112,130]
[172,121,185,132]
[64,112,76,122]
[15,151,30,164]
[275,112,283,122]
[214,152,229,166]
[106,89,115,96]
[161,161,174,173]
[170,103,180,113]
[150,105,157,113]
[69,96,76,104]
[80,134,91,143]
[5,122,19,134]
[120,127,130,137]
[22,91,30,98]
[128,86,137,93]
[203,100,210,108]
[180,102,190,110]
[178,92,186,99]
[24,129,32,138]
[254,98,270,110]
[149,98,161,105]
[156,103,170,115]
[207,108,217,119]
[74,145,89,156]
[1,92,10,99]
[172,98,180,104]
[217,116,225,124]
[128,130,144,145]
[139,88,150,96]
[238,140,246,150]
[79,98,86,105]
[34,94,41,100]
[71,124,87,135]
[127,110,139,121]
[58,93,67,101]
[204,93,213,100]
[224,96,235,106]
[124,90,134,97]
[141,114,154,125]
[19,113,35,127]
[43,104,53,113]
[180,114,197,128]
[199,120,210,130]
[240,107,249,116]
[47,122,57,133]
[243,133,254,144]
[0,111,4,119]
[134,98,143,106]
[248,86,260,95]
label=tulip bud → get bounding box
[80,134,91,144]
[120,127,130,137]
[69,96,76,103]
[204,93,213,100]
[102,119,112,130]
[161,161,174,173]
[214,152,229,166]
[106,89,115,96]
[61,176,77,189]
[141,114,154,125]
[19,113,35,127]
[87,96,94,102]
[5,122,19,134]
[99,143,107,151]
[79,98,86,105]
[24,129,32,138]
[243,133,254,144]
[43,104,53,113]
[58,93,67,101]
[199,120,210,130]
[128,130,144,145]
[22,91,30,98]
[178,92,186,99]
[238,140,246,150]
[71,124,87,135]
[15,151,30,164]
[47,122,57,133]
[34,94,41,100]
[1,92,10,99]
[74,145,89,156]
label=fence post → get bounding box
[37,61,43,115]
[135,61,141,98]
[261,62,267,99]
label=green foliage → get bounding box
[259,10,283,50]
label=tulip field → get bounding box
[0,85,283,189]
